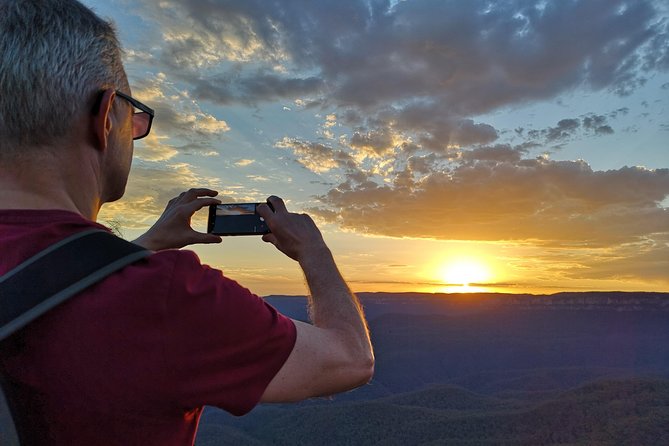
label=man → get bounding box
[0,0,374,444]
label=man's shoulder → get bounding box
[121,247,250,306]
[143,244,215,270]
[134,247,208,281]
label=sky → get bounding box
[86,0,669,296]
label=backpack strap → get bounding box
[0,375,19,446]
[0,229,150,445]
[0,229,150,341]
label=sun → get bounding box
[440,259,491,288]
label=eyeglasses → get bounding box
[115,90,154,140]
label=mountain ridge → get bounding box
[266,291,669,313]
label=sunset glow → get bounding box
[89,0,669,296]
[441,260,492,287]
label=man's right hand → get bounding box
[256,196,328,263]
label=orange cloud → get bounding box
[312,153,669,247]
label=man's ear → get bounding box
[91,89,117,152]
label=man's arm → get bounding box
[257,196,374,402]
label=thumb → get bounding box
[192,232,223,245]
[203,234,223,244]
[262,233,277,245]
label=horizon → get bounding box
[85,0,669,296]
[262,289,669,298]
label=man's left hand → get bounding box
[132,188,223,251]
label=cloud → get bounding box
[132,0,668,153]
[512,232,669,285]
[133,134,179,162]
[582,114,614,136]
[276,138,358,173]
[457,145,527,164]
[189,73,324,106]
[524,114,616,145]
[310,154,669,248]
[375,103,500,151]
[546,119,581,142]
[527,118,580,143]
[130,74,230,154]
[350,128,397,155]
[568,235,669,283]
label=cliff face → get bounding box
[353,291,669,312]
[494,292,669,311]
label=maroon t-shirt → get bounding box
[0,210,297,445]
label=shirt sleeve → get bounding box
[159,250,296,415]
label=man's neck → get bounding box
[0,149,102,220]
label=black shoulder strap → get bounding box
[0,229,151,445]
[0,229,151,341]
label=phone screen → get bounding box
[207,203,270,236]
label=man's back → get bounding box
[0,209,296,445]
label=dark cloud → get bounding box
[457,145,527,164]
[370,102,500,151]
[582,114,608,133]
[189,73,324,106]
[642,18,669,72]
[137,0,667,152]
[546,119,580,142]
[407,154,441,175]
[527,118,579,143]
[609,107,630,118]
[350,128,395,155]
[525,114,618,144]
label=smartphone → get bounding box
[207,203,271,236]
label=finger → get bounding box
[184,197,221,214]
[256,203,275,221]
[266,195,287,214]
[183,188,219,201]
[262,233,277,245]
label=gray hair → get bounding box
[0,0,127,155]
